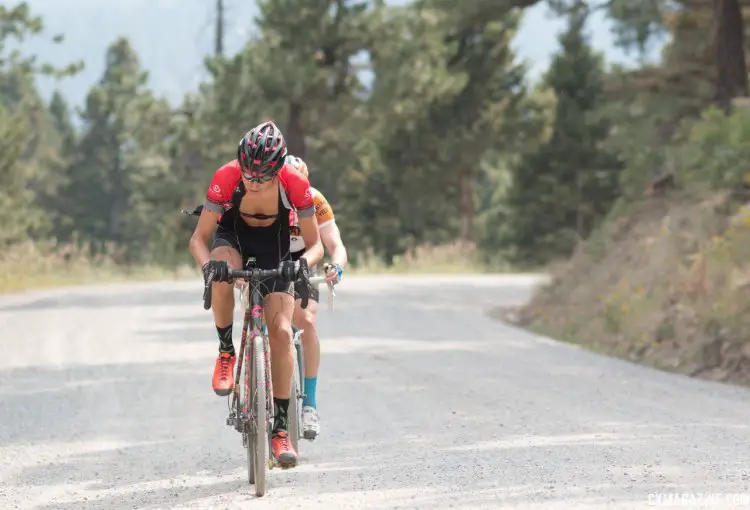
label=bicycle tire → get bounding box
[289,345,301,453]
[243,341,256,485]
[294,331,305,441]
[251,335,268,497]
[295,336,305,398]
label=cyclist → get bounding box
[188,121,323,468]
[285,155,347,440]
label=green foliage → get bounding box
[59,38,176,263]
[606,0,668,55]
[501,3,623,264]
[353,0,531,263]
[677,101,750,189]
[2,0,748,283]
[0,1,83,246]
[512,0,750,386]
[0,103,37,246]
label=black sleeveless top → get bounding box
[216,181,293,268]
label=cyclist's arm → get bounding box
[189,163,236,268]
[189,206,220,268]
[282,165,324,267]
[320,222,347,269]
[298,215,324,267]
[312,190,346,268]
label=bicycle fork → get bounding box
[227,307,252,432]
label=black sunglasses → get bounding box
[241,168,277,183]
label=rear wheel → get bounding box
[289,346,302,453]
[295,336,305,397]
[250,335,267,497]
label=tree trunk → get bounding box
[459,167,474,242]
[215,0,224,57]
[575,166,584,237]
[286,101,305,158]
[109,144,124,247]
[715,0,748,114]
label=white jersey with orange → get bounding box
[290,186,335,254]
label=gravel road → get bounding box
[1,275,749,509]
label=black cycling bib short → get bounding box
[211,181,294,297]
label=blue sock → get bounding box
[303,377,317,408]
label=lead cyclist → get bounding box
[286,155,347,440]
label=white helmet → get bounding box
[285,154,309,178]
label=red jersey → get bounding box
[203,159,315,218]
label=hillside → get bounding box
[513,103,750,386]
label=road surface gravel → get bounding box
[1,274,749,509]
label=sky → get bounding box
[22,0,665,110]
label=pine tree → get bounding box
[503,2,622,264]
[358,0,529,260]
[0,3,81,246]
[65,38,172,260]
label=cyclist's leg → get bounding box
[292,287,321,437]
[265,290,295,403]
[262,278,297,466]
[208,232,243,396]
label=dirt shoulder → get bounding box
[495,191,750,386]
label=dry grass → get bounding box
[517,190,750,386]
[0,239,507,294]
[0,240,197,294]
[349,241,513,274]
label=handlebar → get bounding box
[203,265,297,310]
[229,268,291,280]
[203,262,338,311]
[309,275,336,312]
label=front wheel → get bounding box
[243,340,256,484]
[250,335,268,497]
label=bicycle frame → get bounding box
[223,265,335,450]
[292,274,334,386]
[228,265,273,435]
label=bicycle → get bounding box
[289,266,336,443]
[249,272,335,451]
[203,259,332,497]
[183,205,337,487]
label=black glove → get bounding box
[294,257,312,309]
[296,257,311,282]
[202,259,230,283]
[201,260,229,311]
[278,259,298,282]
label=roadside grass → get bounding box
[0,239,529,295]
[348,241,519,274]
[0,241,196,294]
